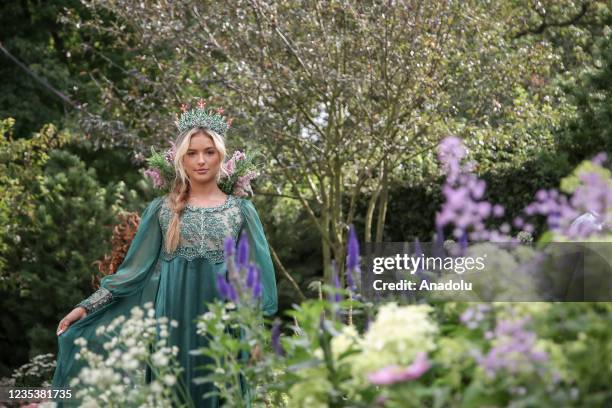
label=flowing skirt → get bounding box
[53,256,251,407]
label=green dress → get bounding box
[51,194,278,407]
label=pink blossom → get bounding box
[224,151,247,176]
[367,352,430,386]
[144,168,165,188]
[233,171,257,197]
[165,141,176,164]
[224,158,236,175]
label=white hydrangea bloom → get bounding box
[351,302,438,381]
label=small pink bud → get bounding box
[217,107,225,115]
[180,103,188,113]
[197,99,206,109]
[227,118,233,127]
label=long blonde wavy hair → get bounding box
[164,127,230,253]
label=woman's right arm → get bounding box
[58,196,165,333]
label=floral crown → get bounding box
[176,98,234,136]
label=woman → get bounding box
[52,102,278,407]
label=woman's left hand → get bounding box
[250,343,262,362]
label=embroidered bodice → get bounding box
[158,195,244,263]
[76,195,245,314]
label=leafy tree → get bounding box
[62,0,610,281]
[0,119,144,376]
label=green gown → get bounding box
[51,194,278,407]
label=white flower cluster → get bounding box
[69,302,184,407]
[351,302,438,381]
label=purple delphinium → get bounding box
[346,224,360,291]
[271,319,285,356]
[367,352,431,386]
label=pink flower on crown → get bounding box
[180,103,189,113]
[223,150,247,176]
[165,141,176,164]
[144,168,165,188]
[233,170,257,197]
[224,159,235,175]
[233,150,246,161]
[216,107,225,115]
[197,99,206,109]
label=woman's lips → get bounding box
[195,169,209,174]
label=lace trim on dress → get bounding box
[184,195,233,212]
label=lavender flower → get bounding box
[367,352,430,386]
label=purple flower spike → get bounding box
[216,274,230,299]
[252,276,262,299]
[271,320,285,356]
[224,236,235,258]
[367,352,430,386]
[246,264,257,288]
[331,260,342,302]
[237,232,249,269]
[227,281,238,302]
[347,224,360,272]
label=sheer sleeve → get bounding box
[239,198,278,316]
[75,196,164,314]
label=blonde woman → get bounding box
[52,102,278,407]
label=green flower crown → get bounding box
[176,99,233,135]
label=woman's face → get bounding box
[182,132,221,184]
